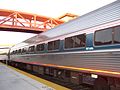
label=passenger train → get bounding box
[7,1,120,90]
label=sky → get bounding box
[0,0,116,53]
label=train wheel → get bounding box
[94,77,110,90]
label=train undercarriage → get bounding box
[1,60,120,90]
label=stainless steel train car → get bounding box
[8,1,120,90]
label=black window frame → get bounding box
[36,43,45,51]
[94,27,113,46]
[21,48,27,53]
[18,49,21,54]
[113,26,120,44]
[48,40,60,51]
[15,50,18,54]
[64,33,86,49]
[28,45,35,52]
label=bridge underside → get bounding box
[0,26,42,34]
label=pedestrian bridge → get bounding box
[0,9,64,34]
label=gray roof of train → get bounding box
[24,0,120,44]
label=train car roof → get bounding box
[23,0,119,44]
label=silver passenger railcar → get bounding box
[9,1,120,90]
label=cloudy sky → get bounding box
[0,0,116,53]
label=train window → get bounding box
[95,28,112,46]
[48,40,60,50]
[75,34,86,47]
[28,46,35,52]
[13,51,15,54]
[65,34,86,49]
[17,50,19,54]
[114,26,120,44]
[65,37,74,48]
[48,41,53,50]
[54,40,60,50]
[18,49,21,53]
[36,44,44,51]
[22,48,26,53]
[14,50,18,54]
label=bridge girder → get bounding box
[0,9,64,33]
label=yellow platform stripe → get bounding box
[5,64,70,90]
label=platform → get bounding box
[0,63,69,90]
